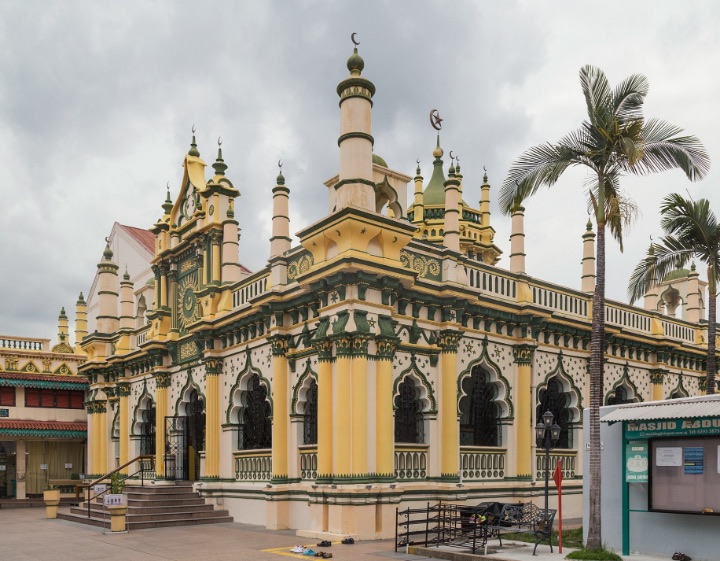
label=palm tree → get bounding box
[499,65,709,549]
[628,193,719,395]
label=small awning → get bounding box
[0,371,88,390]
[601,396,720,424]
[0,420,87,439]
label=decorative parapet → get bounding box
[400,250,441,281]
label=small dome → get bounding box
[372,153,388,168]
[347,47,364,74]
[103,243,113,260]
[145,277,156,286]
[663,268,689,282]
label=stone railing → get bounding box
[605,303,652,334]
[0,336,48,351]
[661,320,695,344]
[465,265,517,302]
[232,274,269,309]
[460,447,506,481]
[234,450,272,481]
[133,325,150,349]
[299,447,318,480]
[395,445,428,481]
[535,449,577,480]
[532,285,588,319]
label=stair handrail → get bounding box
[79,455,155,520]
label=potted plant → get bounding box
[43,484,61,519]
[105,472,128,532]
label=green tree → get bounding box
[628,193,719,394]
[499,65,709,549]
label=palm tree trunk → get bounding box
[586,221,605,550]
[707,281,716,394]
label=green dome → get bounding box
[145,277,155,286]
[103,243,113,261]
[347,47,364,74]
[423,158,447,206]
[372,153,388,168]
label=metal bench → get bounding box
[486,503,556,555]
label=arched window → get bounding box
[239,374,272,450]
[459,367,501,446]
[186,390,205,453]
[537,377,572,449]
[394,377,424,444]
[303,379,318,445]
[140,404,156,455]
[607,386,634,406]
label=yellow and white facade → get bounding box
[77,44,712,539]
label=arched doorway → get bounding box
[166,388,205,481]
[186,389,205,480]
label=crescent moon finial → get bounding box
[192,124,196,134]
[278,160,283,170]
[429,109,443,131]
[351,32,360,46]
[449,150,455,161]
[105,237,110,244]
[416,158,420,165]
[166,181,170,190]
[217,136,222,146]
[483,165,487,172]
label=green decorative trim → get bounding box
[354,310,371,334]
[668,373,689,398]
[131,379,154,436]
[0,428,87,438]
[393,355,437,412]
[351,334,371,357]
[605,362,642,404]
[699,377,707,391]
[53,363,74,376]
[337,132,374,146]
[0,378,88,391]
[116,382,131,397]
[375,336,399,361]
[154,371,172,388]
[336,75,376,97]
[512,344,535,365]
[332,178,377,191]
[378,314,397,337]
[536,351,584,416]
[268,335,290,357]
[287,251,314,281]
[225,349,272,423]
[331,310,350,334]
[400,250,441,281]
[438,330,463,354]
[335,335,353,358]
[290,361,317,416]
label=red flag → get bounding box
[553,461,563,488]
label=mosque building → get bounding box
[68,43,710,538]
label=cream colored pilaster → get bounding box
[315,340,334,479]
[87,404,97,476]
[334,336,352,476]
[160,264,169,308]
[513,344,535,478]
[376,336,398,478]
[154,372,171,478]
[351,335,370,476]
[98,401,108,474]
[439,330,462,480]
[203,359,223,478]
[210,231,222,284]
[117,383,130,473]
[650,369,666,401]
[269,337,290,481]
[15,440,26,499]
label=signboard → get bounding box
[684,447,704,474]
[103,493,126,506]
[656,447,682,467]
[64,463,73,469]
[0,465,6,471]
[626,417,720,439]
[0,408,8,417]
[625,441,649,482]
[94,483,108,494]
[40,464,48,470]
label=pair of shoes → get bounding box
[314,553,333,558]
[672,553,691,561]
[302,549,316,556]
[291,546,305,553]
[316,540,331,547]
[341,537,355,544]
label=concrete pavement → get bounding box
[0,507,675,561]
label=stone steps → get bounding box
[56,482,232,530]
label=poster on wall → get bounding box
[656,447,682,466]
[684,447,704,474]
[626,441,649,482]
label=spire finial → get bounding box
[212,136,227,176]
[162,182,173,215]
[483,165,488,184]
[416,158,421,176]
[347,33,364,75]
[448,151,456,175]
[188,124,200,157]
[276,159,285,185]
[455,155,461,175]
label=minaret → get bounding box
[96,242,120,335]
[479,170,491,227]
[336,38,376,212]
[443,157,460,253]
[119,269,135,331]
[412,161,424,226]
[581,218,596,293]
[269,164,291,287]
[509,203,526,274]
[685,263,702,322]
[57,307,69,346]
[642,243,659,311]
[75,293,88,353]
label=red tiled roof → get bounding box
[0,420,87,431]
[0,371,88,385]
[119,224,155,254]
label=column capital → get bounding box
[512,344,536,365]
[699,377,707,392]
[438,329,463,354]
[313,339,335,363]
[154,371,172,388]
[203,357,224,375]
[268,335,290,357]
[375,336,399,361]
[649,368,668,385]
[116,383,131,397]
[351,334,372,357]
[335,335,354,358]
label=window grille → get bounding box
[459,367,501,446]
[394,377,424,444]
[238,374,272,450]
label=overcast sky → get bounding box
[2,0,719,342]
